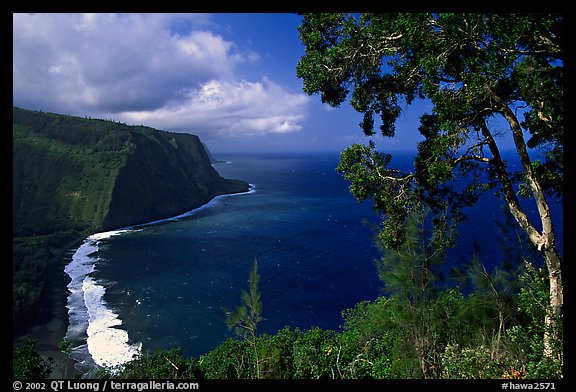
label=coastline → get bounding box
[13,185,255,379]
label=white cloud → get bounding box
[13,13,310,138]
[119,78,310,136]
[13,13,256,114]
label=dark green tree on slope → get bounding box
[297,13,562,359]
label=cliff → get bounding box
[101,124,248,230]
[13,106,249,235]
[12,106,249,329]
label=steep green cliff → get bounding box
[12,106,249,329]
[13,106,249,235]
[102,126,247,230]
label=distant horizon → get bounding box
[15,104,527,157]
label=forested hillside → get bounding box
[12,106,249,330]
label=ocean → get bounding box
[63,151,563,374]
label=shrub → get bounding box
[13,338,53,379]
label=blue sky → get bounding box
[13,13,499,154]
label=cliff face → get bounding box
[13,106,249,236]
[102,127,248,230]
[13,107,249,330]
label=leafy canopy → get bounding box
[297,13,563,249]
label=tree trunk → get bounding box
[479,90,563,359]
[543,246,563,358]
[491,92,563,359]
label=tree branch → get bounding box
[478,120,546,250]
[164,356,179,372]
[453,155,491,165]
[485,85,556,252]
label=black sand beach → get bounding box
[13,242,81,379]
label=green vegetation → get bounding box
[13,338,53,379]
[297,12,562,361]
[14,107,132,236]
[13,106,249,237]
[13,230,81,330]
[12,107,249,331]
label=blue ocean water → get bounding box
[65,151,563,369]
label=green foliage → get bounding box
[16,15,564,378]
[297,11,563,266]
[256,327,300,379]
[13,338,53,379]
[111,202,563,380]
[198,328,302,379]
[291,327,339,379]
[13,106,249,237]
[119,347,202,379]
[436,260,563,379]
[337,289,495,379]
[506,262,563,378]
[298,12,563,374]
[114,260,561,379]
[440,344,512,379]
[58,338,72,355]
[199,339,252,379]
[376,208,446,302]
[338,298,396,378]
[13,109,133,236]
[515,154,563,202]
[337,142,419,250]
[13,230,81,330]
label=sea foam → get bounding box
[82,277,141,368]
[64,189,255,372]
[65,230,141,371]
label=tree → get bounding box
[120,347,203,379]
[375,207,447,378]
[59,338,73,379]
[226,259,263,378]
[13,338,53,379]
[297,13,562,359]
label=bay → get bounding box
[81,152,383,360]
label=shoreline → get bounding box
[13,238,81,379]
[13,186,255,379]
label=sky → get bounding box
[13,13,441,153]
